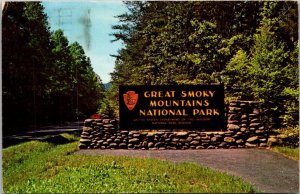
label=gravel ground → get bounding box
[76,148,299,193]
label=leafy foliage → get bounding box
[2,2,105,135]
[222,50,252,99]
[98,97,116,118]
[110,1,298,129]
[223,1,298,128]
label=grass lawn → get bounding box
[3,134,258,193]
[271,146,299,161]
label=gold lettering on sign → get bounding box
[149,100,210,107]
[140,89,220,118]
[192,109,220,116]
[139,109,188,116]
[144,91,175,98]
[181,90,215,98]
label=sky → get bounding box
[42,1,127,83]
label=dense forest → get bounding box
[109,1,298,129]
[2,1,298,135]
[2,2,105,135]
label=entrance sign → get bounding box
[119,85,225,131]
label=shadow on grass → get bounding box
[3,133,80,148]
[41,134,79,144]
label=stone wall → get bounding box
[79,100,294,149]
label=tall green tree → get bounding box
[50,31,105,120]
[249,2,298,127]
[2,2,106,135]
[221,49,252,99]
[223,1,298,128]
[110,1,263,86]
[69,42,106,115]
[2,2,52,134]
[111,1,298,128]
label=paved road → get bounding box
[76,149,299,193]
[3,121,83,148]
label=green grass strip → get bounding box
[3,138,258,193]
[272,146,299,161]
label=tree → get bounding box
[248,2,298,128]
[50,31,106,120]
[110,1,298,128]
[2,2,52,134]
[222,1,298,128]
[222,49,252,99]
[2,2,106,135]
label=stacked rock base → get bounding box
[227,100,267,147]
[79,100,293,149]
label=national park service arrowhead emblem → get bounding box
[123,91,138,111]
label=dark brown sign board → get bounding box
[119,85,225,131]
